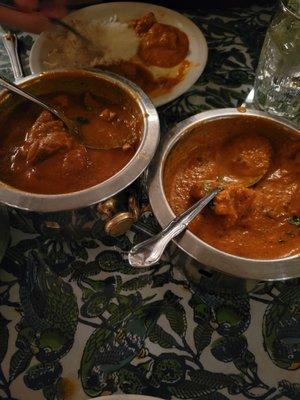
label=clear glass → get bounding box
[253,0,300,125]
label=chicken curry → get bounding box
[164,121,300,259]
[0,90,142,194]
[97,12,190,96]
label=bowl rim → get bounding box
[148,108,300,281]
[0,68,160,212]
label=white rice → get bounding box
[44,18,139,69]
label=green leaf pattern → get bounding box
[9,349,33,382]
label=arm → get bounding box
[0,0,67,33]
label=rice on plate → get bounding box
[30,3,208,106]
[43,13,191,97]
[44,18,140,68]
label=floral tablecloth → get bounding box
[0,4,300,400]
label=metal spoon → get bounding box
[1,34,132,151]
[1,33,23,81]
[0,73,81,141]
[128,188,221,268]
[128,170,269,268]
[0,74,128,151]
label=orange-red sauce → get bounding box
[100,60,190,97]
[164,126,300,259]
[138,22,189,68]
[97,13,190,96]
[0,92,142,194]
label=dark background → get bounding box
[67,0,278,11]
[1,0,278,11]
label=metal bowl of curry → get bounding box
[0,69,159,212]
[149,109,300,281]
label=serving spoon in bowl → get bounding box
[0,73,81,138]
[128,170,269,268]
[0,74,127,151]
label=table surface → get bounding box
[0,4,300,400]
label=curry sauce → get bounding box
[0,91,142,194]
[96,13,190,97]
[164,125,300,259]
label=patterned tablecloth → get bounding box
[0,4,300,400]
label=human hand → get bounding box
[0,0,67,33]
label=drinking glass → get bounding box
[253,0,300,125]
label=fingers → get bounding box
[0,6,52,33]
[1,0,68,33]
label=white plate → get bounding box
[29,2,208,107]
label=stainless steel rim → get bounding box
[0,68,160,212]
[149,108,300,281]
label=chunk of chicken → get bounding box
[24,111,73,165]
[131,12,157,35]
[26,132,73,165]
[63,146,89,174]
[214,185,256,227]
[26,111,65,141]
[190,180,219,200]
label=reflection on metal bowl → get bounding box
[149,108,300,281]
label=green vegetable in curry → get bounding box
[288,216,300,227]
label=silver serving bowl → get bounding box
[149,108,300,281]
[0,69,159,212]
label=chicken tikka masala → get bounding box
[0,89,142,194]
[96,12,190,96]
[164,122,300,260]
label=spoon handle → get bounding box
[1,33,23,81]
[128,188,220,268]
[0,73,60,117]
